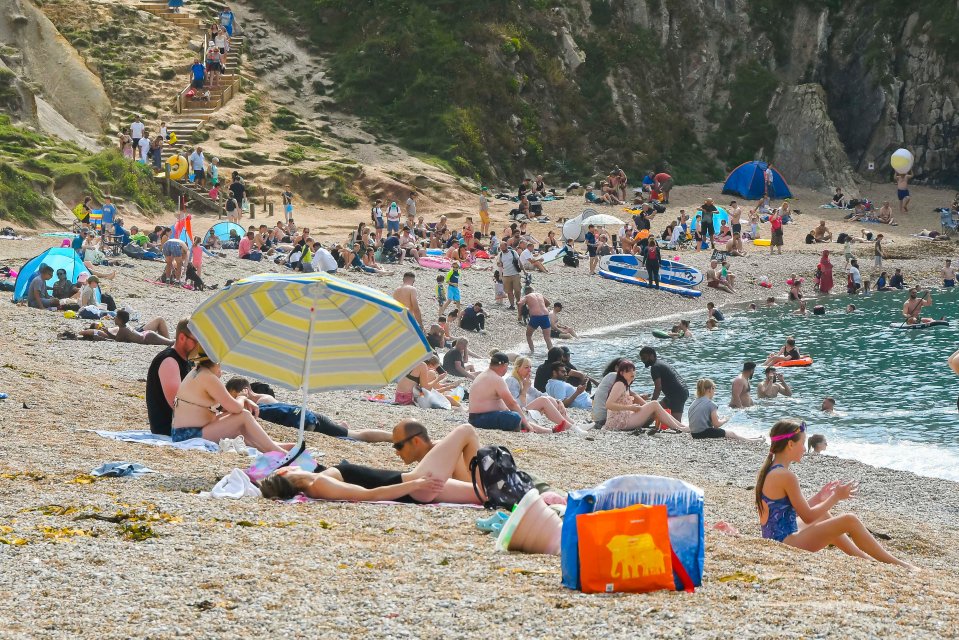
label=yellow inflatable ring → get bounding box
[167,155,188,181]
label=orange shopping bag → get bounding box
[576,504,676,594]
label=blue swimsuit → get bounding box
[761,464,799,542]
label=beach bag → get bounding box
[561,475,704,592]
[414,387,451,410]
[563,251,580,268]
[469,446,534,510]
[577,504,687,594]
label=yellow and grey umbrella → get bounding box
[189,272,430,464]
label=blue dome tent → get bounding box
[13,247,88,302]
[722,161,792,200]
[203,221,245,244]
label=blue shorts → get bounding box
[171,427,205,442]
[374,219,385,229]
[529,314,551,330]
[387,220,400,234]
[469,411,523,432]
[945,280,955,288]
[285,204,293,215]
[162,241,183,258]
[447,285,461,302]
[897,189,910,201]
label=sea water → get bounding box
[567,288,959,482]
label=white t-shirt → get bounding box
[386,203,400,221]
[670,225,684,244]
[764,167,773,183]
[130,121,144,138]
[312,247,338,272]
[849,265,861,284]
[520,248,535,266]
[138,137,150,160]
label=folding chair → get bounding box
[940,209,958,235]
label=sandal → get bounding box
[475,511,509,533]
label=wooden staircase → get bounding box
[138,0,246,215]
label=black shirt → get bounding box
[650,360,688,400]
[442,349,466,375]
[534,360,557,392]
[146,347,193,435]
[229,182,245,203]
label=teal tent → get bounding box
[14,247,88,302]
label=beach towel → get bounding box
[85,429,255,455]
[287,495,483,508]
[363,394,396,404]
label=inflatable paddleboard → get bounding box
[541,245,568,264]
[753,238,771,246]
[603,254,704,288]
[417,257,470,270]
[778,356,813,367]
[562,208,599,242]
[651,329,671,339]
[889,320,949,330]
[425,248,444,256]
[598,269,702,298]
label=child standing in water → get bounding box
[756,420,913,568]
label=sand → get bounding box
[1,182,958,639]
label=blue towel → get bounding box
[91,462,156,478]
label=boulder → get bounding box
[771,83,859,196]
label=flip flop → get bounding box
[475,511,509,533]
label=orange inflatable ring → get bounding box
[779,356,813,367]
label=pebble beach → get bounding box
[1,182,958,638]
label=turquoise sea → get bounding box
[568,288,959,481]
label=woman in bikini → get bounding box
[393,354,459,406]
[171,350,293,453]
[756,420,913,567]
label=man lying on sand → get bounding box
[225,377,392,442]
[79,310,173,345]
[258,424,485,504]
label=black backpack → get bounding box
[563,251,580,268]
[469,446,534,510]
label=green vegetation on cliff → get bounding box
[0,116,166,226]
[256,0,721,183]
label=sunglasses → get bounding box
[392,431,423,451]
[770,421,806,442]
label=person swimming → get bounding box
[756,420,913,567]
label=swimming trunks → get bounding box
[171,426,205,442]
[394,391,415,406]
[945,279,955,288]
[447,285,461,302]
[897,189,910,201]
[760,464,799,542]
[334,461,421,504]
[528,314,551,330]
[468,410,523,432]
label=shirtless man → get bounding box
[729,361,755,408]
[392,420,478,481]
[668,319,693,338]
[467,352,549,432]
[813,220,832,243]
[821,397,836,413]
[706,259,735,294]
[901,288,933,325]
[942,259,956,288]
[518,285,553,354]
[392,271,423,327]
[895,171,912,215]
[756,366,792,399]
[729,201,743,236]
[548,302,578,340]
[108,310,172,345]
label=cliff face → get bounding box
[0,0,111,137]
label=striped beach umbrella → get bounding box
[189,272,430,462]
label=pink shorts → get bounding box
[394,391,415,406]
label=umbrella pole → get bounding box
[296,294,319,452]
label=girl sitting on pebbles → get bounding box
[756,420,913,568]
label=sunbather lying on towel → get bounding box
[79,310,174,345]
[225,377,392,443]
[258,424,486,504]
